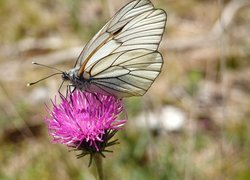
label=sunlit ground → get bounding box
[0,0,250,179]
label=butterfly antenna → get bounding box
[27,72,62,86]
[32,62,63,73]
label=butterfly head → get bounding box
[62,68,89,90]
[62,68,78,82]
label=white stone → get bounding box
[135,106,186,132]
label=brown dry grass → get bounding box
[0,0,250,179]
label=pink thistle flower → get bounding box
[45,90,126,156]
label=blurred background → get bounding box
[0,0,250,179]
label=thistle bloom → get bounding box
[45,90,126,155]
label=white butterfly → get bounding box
[62,0,167,98]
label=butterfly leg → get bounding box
[66,84,76,97]
[93,93,102,104]
[58,80,65,98]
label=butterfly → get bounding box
[29,0,167,98]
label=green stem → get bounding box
[93,154,104,180]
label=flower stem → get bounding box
[93,154,104,180]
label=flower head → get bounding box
[45,90,126,156]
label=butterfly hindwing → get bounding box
[86,49,163,97]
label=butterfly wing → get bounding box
[86,49,163,97]
[75,0,167,97]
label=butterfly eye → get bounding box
[62,73,69,80]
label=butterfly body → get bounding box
[62,68,91,91]
[63,0,167,98]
